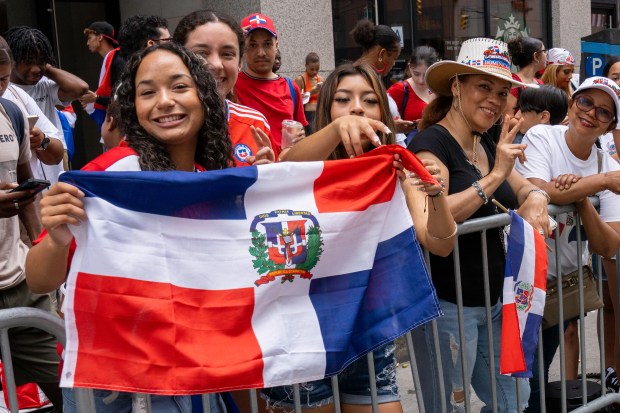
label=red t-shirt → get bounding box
[387,80,429,122]
[234,71,307,156]
[510,73,544,99]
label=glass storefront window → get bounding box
[489,0,546,44]
[332,0,377,65]
[333,0,548,66]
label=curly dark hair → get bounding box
[115,42,233,171]
[118,15,168,58]
[3,26,56,65]
[173,10,244,57]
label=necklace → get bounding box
[472,134,481,164]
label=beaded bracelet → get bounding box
[472,181,488,205]
[527,188,551,204]
[428,178,446,198]
[428,223,458,240]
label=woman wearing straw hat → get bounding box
[408,38,552,412]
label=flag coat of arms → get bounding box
[59,146,442,394]
[500,210,548,377]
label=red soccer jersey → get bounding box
[227,100,273,165]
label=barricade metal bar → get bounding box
[331,375,341,413]
[74,387,96,412]
[554,223,568,413]
[537,326,546,413]
[249,388,258,413]
[202,394,211,413]
[570,393,620,412]
[292,384,302,413]
[575,212,588,406]
[405,331,425,413]
[431,319,447,413]
[595,254,607,396]
[424,248,447,413]
[0,307,65,342]
[133,393,152,412]
[0,308,66,411]
[366,352,379,413]
[0,329,18,413]
[451,241,472,412]
[479,230,498,411]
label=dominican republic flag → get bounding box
[58,145,442,395]
[500,211,548,377]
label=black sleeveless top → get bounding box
[408,124,517,307]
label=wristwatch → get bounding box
[37,134,50,151]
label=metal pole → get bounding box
[50,0,62,68]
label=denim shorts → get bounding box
[62,388,194,413]
[260,342,400,408]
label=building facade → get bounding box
[0,0,617,167]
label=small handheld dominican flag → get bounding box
[500,211,548,377]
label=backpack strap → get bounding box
[0,97,25,146]
[400,80,409,119]
[284,77,298,120]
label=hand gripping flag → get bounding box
[500,210,548,377]
[58,145,442,394]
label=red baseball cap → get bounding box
[241,13,277,39]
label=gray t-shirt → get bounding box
[0,102,31,289]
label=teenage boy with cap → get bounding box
[235,13,307,158]
[79,21,126,131]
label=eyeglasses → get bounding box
[575,95,615,123]
[153,37,173,44]
[538,49,548,55]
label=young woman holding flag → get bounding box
[272,63,455,413]
[25,41,273,413]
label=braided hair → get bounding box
[115,42,233,171]
[4,26,56,65]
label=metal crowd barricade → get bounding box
[408,199,620,413]
[0,307,65,413]
[6,200,620,413]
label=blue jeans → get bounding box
[412,299,527,412]
[261,342,400,408]
[62,388,193,413]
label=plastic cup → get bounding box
[282,120,304,149]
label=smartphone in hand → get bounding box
[8,178,51,195]
[27,115,39,129]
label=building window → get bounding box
[332,0,548,71]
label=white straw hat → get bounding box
[426,38,529,96]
